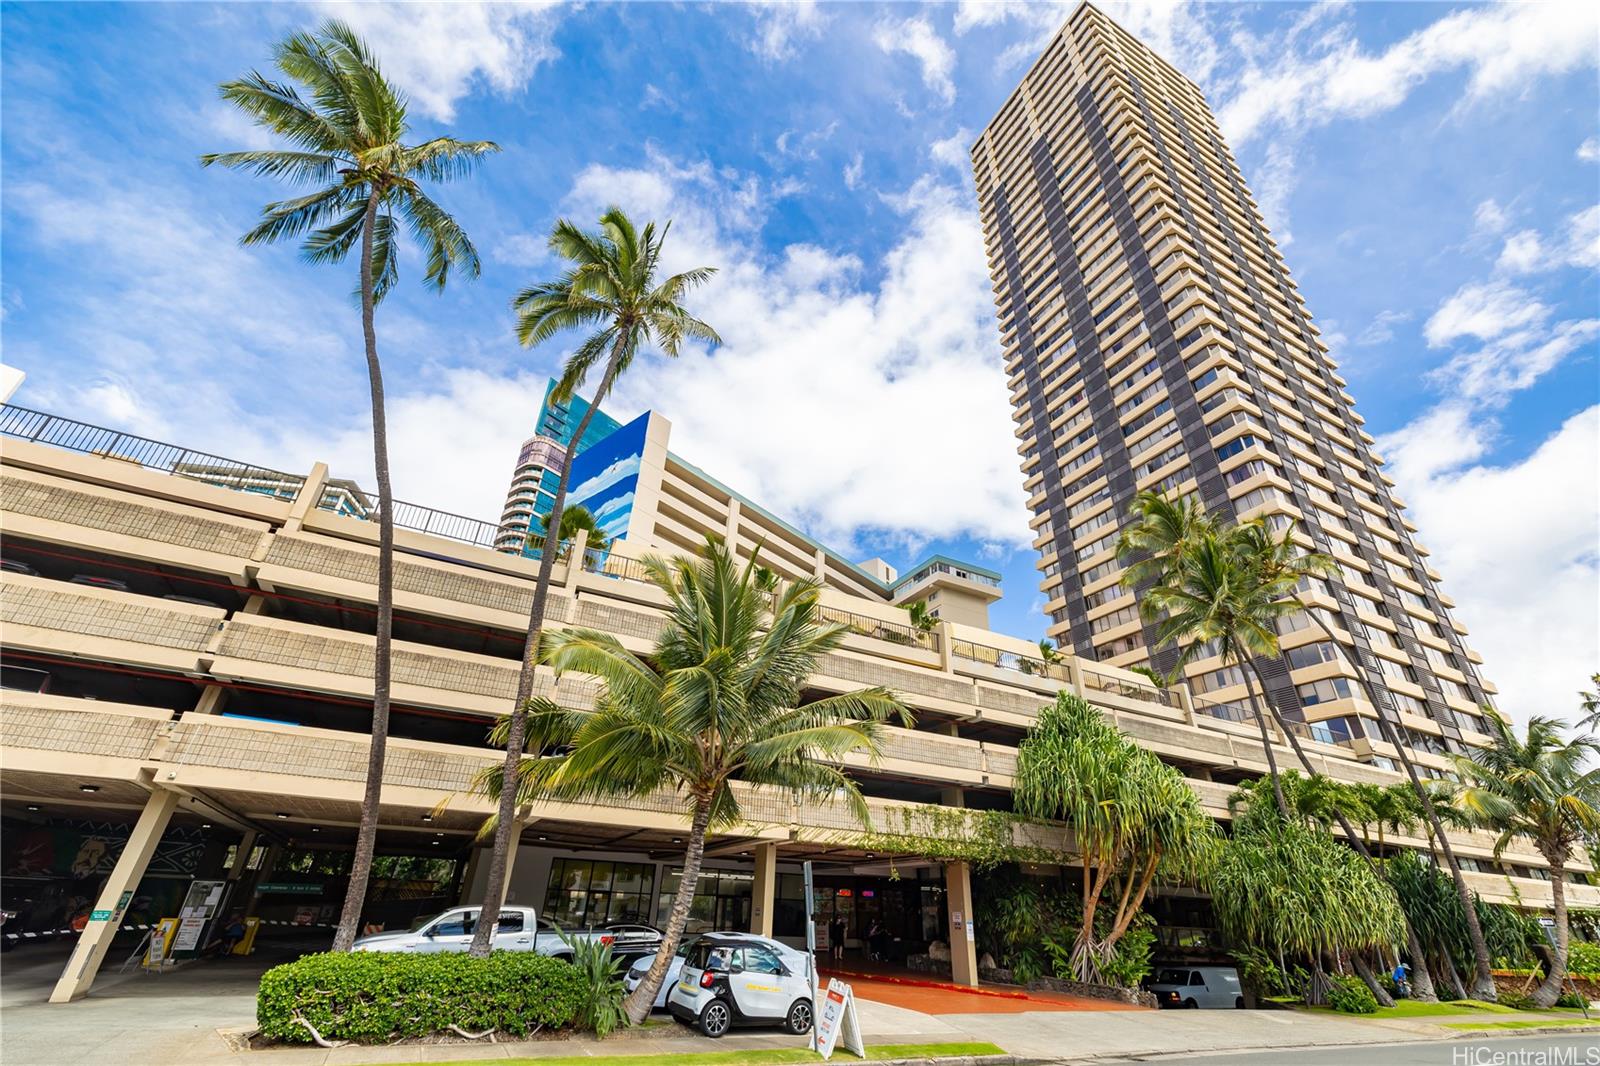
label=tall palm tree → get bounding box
[1140,526,1296,818]
[1234,517,1500,999]
[470,208,719,957]
[532,502,609,555]
[203,21,496,952]
[471,536,909,1022]
[1449,713,1600,1007]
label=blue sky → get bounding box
[2,1,1596,724]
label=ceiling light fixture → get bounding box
[78,784,100,793]
[275,812,289,819]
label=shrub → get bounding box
[1567,939,1600,977]
[1496,991,1537,1011]
[559,928,629,1036]
[1328,974,1378,1014]
[1556,990,1587,1009]
[257,951,585,1044]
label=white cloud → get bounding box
[314,1,564,122]
[842,152,864,191]
[929,128,973,171]
[1432,318,1600,405]
[553,153,1029,550]
[1473,198,1510,235]
[1493,206,1600,275]
[1380,406,1600,730]
[1579,137,1600,163]
[1251,141,1297,247]
[1354,309,1410,347]
[873,17,957,107]
[1218,2,1599,146]
[747,0,827,61]
[1423,279,1549,348]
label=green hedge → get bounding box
[1328,974,1378,1014]
[257,951,585,1044]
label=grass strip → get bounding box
[1443,1018,1600,1031]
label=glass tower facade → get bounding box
[494,379,623,552]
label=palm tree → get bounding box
[203,21,496,952]
[1449,713,1600,1006]
[904,600,938,633]
[471,208,719,957]
[1575,673,1600,733]
[1140,526,1296,818]
[1234,517,1500,1000]
[532,502,609,555]
[470,536,909,1022]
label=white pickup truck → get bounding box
[351,905,613,958]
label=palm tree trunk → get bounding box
[1439,948,1468,1000]
[332,191,393,954]
[1239,661,1290,819]
[1292,607,1498,1000]
[470,342,628,957]
[1404,923,1439,1002]
[624,794,714,1025]
[1351,951,1395,1007]
[1532,852,1569,1008]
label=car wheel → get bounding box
[1184,998,1199,1009]
[785,998,813,1035]
[699,999,732,1038]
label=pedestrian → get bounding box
[1391,960,1410,999]
[829,914,846,962]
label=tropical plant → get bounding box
[904,600,938,633]
[1210,818,1406,1005]
[203,21,496,952]
[533,503,609,555]
[558,927,628,1036]
[1038,638,1062,664]
[1126,491,1497,1000]
[472,208,719,957]
[1576,673,1600,733]
[1133,521,1300,818]
[1448,712,1600,1006]
[1015,692,1217,984]
[470,536,908,1022]
[1327,973,1379,1014]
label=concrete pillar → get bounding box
[940,785,966,808]
[813,547,827,582]
[750,843,778,937]
[192,685,229,716]
[50,788,180,1003]
[724,499,741,548]
[497,820,526,904]
[565,529,589,585]
[285,462,331,531]
[936,620,953,672]
[244,843,284,917]
[945,860,979,987]
[227,830,258,878]
[457,846,487,905]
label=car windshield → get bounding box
[1155,969,1190,985]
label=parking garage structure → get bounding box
[1,403,1592,1004]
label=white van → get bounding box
[1146,965,1243,1009]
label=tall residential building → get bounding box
[971,2,1497,761]
[493,379,622,551]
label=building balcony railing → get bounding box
[1,403,305,500]
[1081,668,1182,710]
[951,639,1070,683]
[817,605,940,654]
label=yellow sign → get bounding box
[144,917,180,969]
[232,917,261,956]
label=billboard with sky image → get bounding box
[567,411,648,546]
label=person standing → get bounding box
[829,914,846,962]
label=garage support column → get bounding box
[457,846,487,905]
[49,787,181,1003]
[750,842,777,937]
[497,819,526,904]
[944,859,979,988]
[244,843,283,917]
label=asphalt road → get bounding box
[1082,1031,1600,1065]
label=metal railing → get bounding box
[1190,693,1355,748]
[582,549,652,584]
[951,639,1071,682]
[1081,669,1181,709]
[1192,694,1254,725]
[1,404,305,500]
[817,605,939,653]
